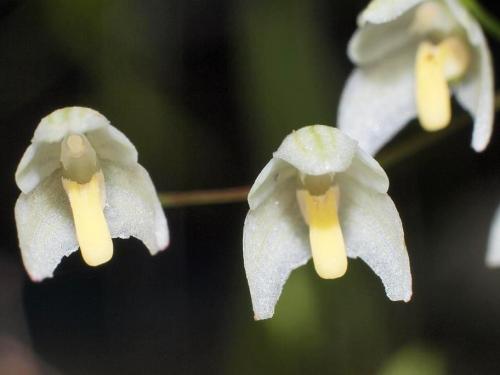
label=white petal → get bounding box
[486,205,500,267]
[349,7,418,65]
[350,1,459,65]
[86,125,138,165]
[338,174,412,302]
[15,170,79,282]
[273,125,357,176]
[343,146,389,193]
[357,0,424,25]
[338,47,417,155]
[247,159,296,210]
[15,142,61,194]
[16,107,139,193]
[453,45,494,152]
[444,0,483,45]
[102,161,169,254]
[32,107,108,143]
[447,0,495,152]
[243,178,310,320]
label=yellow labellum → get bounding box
[416,41,451,131]
[296,186,347,279]
[416,37,470,132]
[62,171,113,267]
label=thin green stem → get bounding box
[158,186,249,207]
[159,93,500,208]
[460,0,500,41]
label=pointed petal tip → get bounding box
[160,240,170,252]
[154,216,170,253]
[243,179,310,323]
[253,311,273,321]
[485,258,500,268]
[27,273,45,283]
[387,288,412,303]
[23,249,73,283]
[471,138,488,153]
[403,292,412,303]
[155,235,170,254]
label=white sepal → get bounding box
[247,159,296,211]
[243,178,310,320]
[15,170,79,281]
[448,0,495,152]
[357,0,424,26]
[273,125,357,176]
[337,174,412,302]
[344,147,389,193]
[15,142,61,194]
[349,8,417,65]
[338,47,417,155]
[33,107,108,143]
[86,125,138,165]
[102,161,169,255]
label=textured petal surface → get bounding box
[15,171,79,282]
[247,159,296,210]
[102,161,169,255]
[273,125,357,176]
[445,0,482,45]
[357,0,424,25]
[350,0,458,64]
[32,107,108,143]
[338,47,417,155]
[15,142,61,194]
[337,174,412,302]
[448,0,495,152]
[243,178,310,320]
[86,125,138,165]
[349,5,418,65]
[343,147,389,193]
[486,204,500,267]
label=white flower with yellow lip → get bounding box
[338,0,494,155]
[243,125,411,320]
[15,107,169,281]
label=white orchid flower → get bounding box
[243,125,411,320]
[15,107,169,281]
[338,0,494,155]
[486,204,500,267]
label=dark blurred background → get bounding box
[0,0,498,374]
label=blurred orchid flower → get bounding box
[485,204,500,267]
[243,125,411,320]
[338,0,494,155]
[15,107,169,281]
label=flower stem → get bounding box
[159,93,500,208]
[460,0,500,41]
[158,186,250,207]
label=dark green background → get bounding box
[0,1,498,374]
